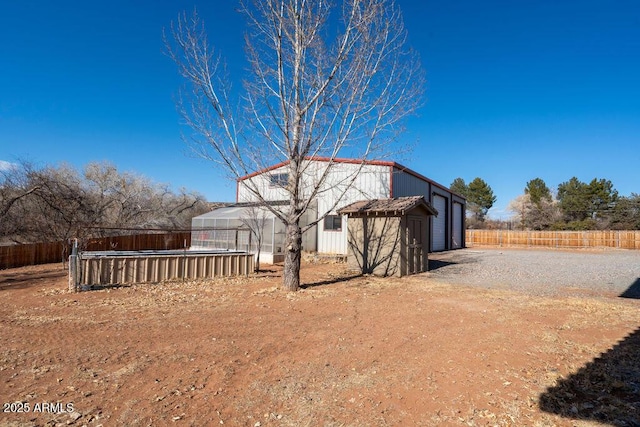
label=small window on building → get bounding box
[269,173,288,187]
[324,215,342,231]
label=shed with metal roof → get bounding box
[338,196,437,277]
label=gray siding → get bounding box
[315,163,391,254]
[432,195,447,251]
[391,170,430,198]
[452,202,464,249]
[392,167,467,252]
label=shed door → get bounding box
[452,202,463,249]
[407,216,424,274]
[432,195,447,252]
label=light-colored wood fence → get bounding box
[466,230,640,250]
[0,232,192,270]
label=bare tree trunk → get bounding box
[166,0,425,291]
[283,222,302,291]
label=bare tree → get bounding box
[0,161,208,245]
[0,162,40,243]
[507,193,561,231]
[240,205,270,272]
[84,162,208,231]
[165,0,424,290]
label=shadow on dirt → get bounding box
[254,269,281,279]
[538,327,640,426]
[301,274,362,289]
[88,283,132,291]
[619,278,640,299]
[427,250,482,275]
[0,269,66,291]
[428,258,457,271]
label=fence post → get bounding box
[246,232,252,275]
[68,239,80,292]
[182,244,187,282]
[68,256,77,292]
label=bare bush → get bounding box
[0,161,208,245]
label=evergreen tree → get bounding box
[525,178,552,208]
[587,178,618,221]
[557,177,590,223]
[557,177,618,229]
[467,177,496,222]
[449,178,468,198]
[610,194,640,230]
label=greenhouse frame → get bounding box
[191,204,317,264]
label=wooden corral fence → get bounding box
[466,230,640,250]
[0,232,192,270]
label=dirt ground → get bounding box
[1,254,639,426]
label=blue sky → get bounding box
[1,1,638,219]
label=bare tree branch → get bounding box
[0,161,208,244]
[166,0,425,290]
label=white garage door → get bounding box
[452,202,463,249]
[432,195,447,252]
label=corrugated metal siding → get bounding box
[236,160,466,254]
[316,163,390,254]
[237,165,291,202]
[391,170,430,197]
[432,195,447,251]
[301,202,318,252]
[452,202,463,249]
[393,169,467,252]
[79,253,254,286]
[317,216,347,254]
[315,163,390,209]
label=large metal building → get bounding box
[193,158,465,259]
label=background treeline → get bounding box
[0,161,209,245]
[450,176,639,231]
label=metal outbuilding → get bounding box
[234,158,466,254]
[189,158,467,266]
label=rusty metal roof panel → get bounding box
[338,196,437,217]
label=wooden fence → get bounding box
[466,230,640,250]
[0,232,192,270]
[83,233,191,252]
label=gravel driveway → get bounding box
[427,248,640,298]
